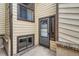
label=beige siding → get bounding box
[0,4,5,48]
[0,4,10,55]
[57,3,79,56]
[5,4,10,38]
[0,4,5,34]
[57,46,79,56]
[5,4,11,56]
[50,41,56,51]
[35,3,56,51]
[59,3,79,44]
[12,3,56,55]
[12,4,35,55]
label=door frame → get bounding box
[39,15,56,48]
[39,17,50,48]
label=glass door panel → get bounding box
[39,18,50,48]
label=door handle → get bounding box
[48,33,50,35]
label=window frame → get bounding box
[17,3,35,22]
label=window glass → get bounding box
[27,9,33,21]
[20,5,27,19]
[18,4,34,22]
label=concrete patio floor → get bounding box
[21,46,56,56]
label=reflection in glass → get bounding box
[40,20,48,37]
[41,20,47,29]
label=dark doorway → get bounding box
[39,15,55,48]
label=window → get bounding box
[17,3,35,22]
[17,34,34,52]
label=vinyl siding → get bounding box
[57,46,79,56]
[12,4,35,55]
[57,3,79,56]
[5,4,11,56]
[12,3,56,55]
[35,3,56,51]
[0,4,5,48]
[5,4,10,38]
[0,3,10,56]
[0,4,5,34]
[58,3,79,44]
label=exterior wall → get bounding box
[5,4,10,40]
[12,4,36,55]
[5,4,11,56]
[12,3,56,55]
[57,3,79,56]
[0,3,10,55]
[0,4,5,49]
[57,47,79,56]
[0,4,5,35]
[58,3,79,44]
[35,3,56,51]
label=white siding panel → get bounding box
[59,18,79,26]
[59,8,79,14]
[59,23,79,32]
[59,13,79,20]
[59,28,79,38]
[59,33,79,44]
[59,4,79,44]
[59,37,75,44]
[36,3,56,18]
[0,4,5,34]
[59,3,79,8]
